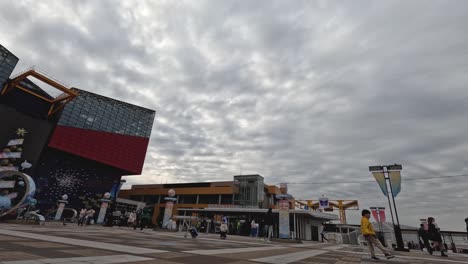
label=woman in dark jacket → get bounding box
[264,208,274,241]
[427,217,448,257]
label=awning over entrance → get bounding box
[176,207,339,221]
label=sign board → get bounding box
[0,181,15,188]
[54,202,65,221]
[319,197,329,209]
[279,183,288,194]
[278,199,290,239]
[96,199,111,224]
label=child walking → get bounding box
[361,209,394,260]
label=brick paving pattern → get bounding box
[0,223,466,263]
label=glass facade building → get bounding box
[0,44,19,92]
[58,89,155,138]
[233,175,265,207]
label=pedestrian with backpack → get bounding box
[427,217,448,257]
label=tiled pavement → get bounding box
[0,223,466,263]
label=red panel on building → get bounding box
[48,126,150,174]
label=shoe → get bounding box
[441,252,448,257]
[371,256,380,260]
[385,254,395,259]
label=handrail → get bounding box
[11,65,71,88]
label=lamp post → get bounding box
[369,164,408,252]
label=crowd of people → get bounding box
[77,208,95,226]
[189,208,275,241]
[76,207,152,230]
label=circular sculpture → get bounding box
[0,171,36,217]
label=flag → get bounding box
[370,207,380,222]
[389,171,402,197]
[378,209,386,223]
[372,171,388,197]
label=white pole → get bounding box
[293,213,297,240]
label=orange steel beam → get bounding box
[10,70,75,95]
[296,199,359,224]
[49,96,75,116]
[0,82,14,95]
[15,85,54,102]
[1,68,78,117]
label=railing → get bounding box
[11,65,71,88]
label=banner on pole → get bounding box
[388,171,401,197]
[378,209,386,223]
[370,207,386,223]
[278,200,290,239]
[371,171,388,197]
[370,207,379,222]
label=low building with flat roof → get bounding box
[118,174,338,241]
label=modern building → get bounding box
[118,174,338,241]
[0,44,155,212]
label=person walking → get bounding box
[128,211,136,228]
[264,208,274,241]
[221,214,228,225]
[220,220,228,239]
[418,224,432,254]
[134,209,142,230]
[361,209,394,260]
[427,217,448,257]
[465,218,468,239]
[320,223,328,242]
[250,219,258,237]
[118,209,127,227]
[85,208,95,226]
[77,208,86,226]
[140,208,148,230]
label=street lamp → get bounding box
[369,164,408,252]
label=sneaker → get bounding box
[385,254,395,259]
[441,252,448,257]
[371,256,380,260]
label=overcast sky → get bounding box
[1,0,467,231]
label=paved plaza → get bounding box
[0,223,466,264]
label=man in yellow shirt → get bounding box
[361,209,394,260]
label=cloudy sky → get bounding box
[1,0,468,231]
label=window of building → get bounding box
[178,195,197,204]
[220,194,233,204]
[198,195,219,204]
[143,195,159,204]
[129,195,144,202]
